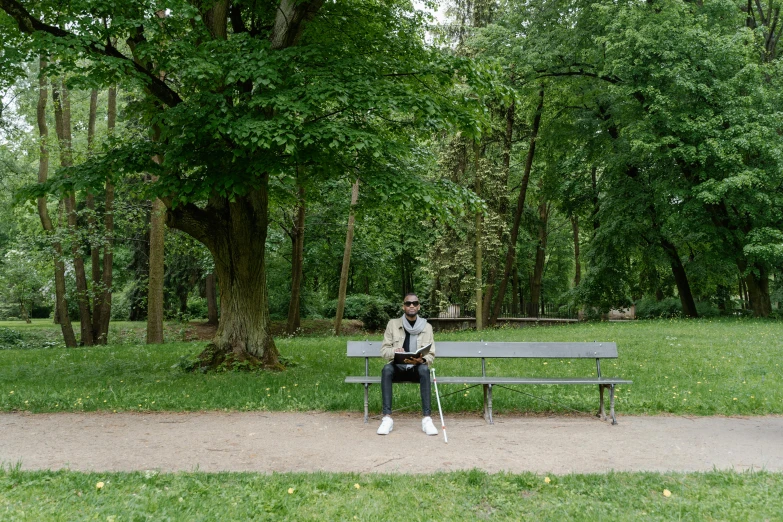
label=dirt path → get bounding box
[3,412,782,475]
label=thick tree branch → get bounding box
[534,69,622,85]
[162,199,216,247]
[0,0,182,107]
[270,0,325,49]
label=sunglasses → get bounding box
[404,301,420,307]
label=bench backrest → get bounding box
[347,341,618,359]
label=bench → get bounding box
[345,341,632,425]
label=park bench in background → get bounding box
[345,341,632,425]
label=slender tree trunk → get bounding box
[660,238,698,318]
[286,180,306,334]
[96,86,117,342]
[19,301,30,323]
[36,58,77,347]
[206,273,218,325]
[53,79,95,345]
[511,269,520,316]
[528,199,549,318]
[87,89,100,294]
[128,217,150,321]
[741,274,749,309]
[490,87,544,325]
[146,121,166,343]
[473,140,483,330]
[85,88,107,342]
[334,178,359,335]
[147,196,166,343]
[591,166,600,232]
[572,214,581,286]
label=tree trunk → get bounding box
[334,179,359,335]
[743,264,772,317]
[591,166,600,232]
[572,214,581,286]
[19,300,30,323]
[54,80,95,345]
[85,88,109,343]
[660,237,698,318]
[511,269,520,316]
[206,273,218,325]
[128,220,150,321]
[36,58,77,347]
[96,86,117,342]
[146,197,166,343]
[716,284,728,311]
[490,87,544,325]
[740,274,749,309]
[286,181,306,335]
[473,140,483,330]
[166,184,280,369]
[528,198,549,317]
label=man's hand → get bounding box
[403,356,426,365]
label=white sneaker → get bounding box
[377,416,393,435]
[422,416,438,436]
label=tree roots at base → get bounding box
[182,342,284,373]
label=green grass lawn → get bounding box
[2,318,782,519]
[1,317,781,416]
[1,467,781,521]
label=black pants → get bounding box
[381,362,431,416]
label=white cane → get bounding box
[431,367,448,443]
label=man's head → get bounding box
[402,292,420,319]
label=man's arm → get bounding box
[419,325,435,365]
[379,320,398,362]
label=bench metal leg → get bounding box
[597,384,618,425]
[597,384,607,421]
[363,384,370,424]
[483,384,494,424]
[609,384,617,425]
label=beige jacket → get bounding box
[380,316,435,365]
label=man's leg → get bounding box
[417,364,438,435]
[378,363,397,435]
[381,363,396,416]
[417,363,432,416]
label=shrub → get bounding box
[635,297,683,319]
[360,301,389,331]
[695,301,720,318]
[635,297,721,319]
[323,295,399,324]
[187,297,209,320]
[0,327,23,347]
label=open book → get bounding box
[393,343,432,364]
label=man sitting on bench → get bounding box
[377,292,438,436]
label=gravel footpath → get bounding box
[2,411,781,475]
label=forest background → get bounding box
[1,0,782,366]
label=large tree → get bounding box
[1,0,479,366]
